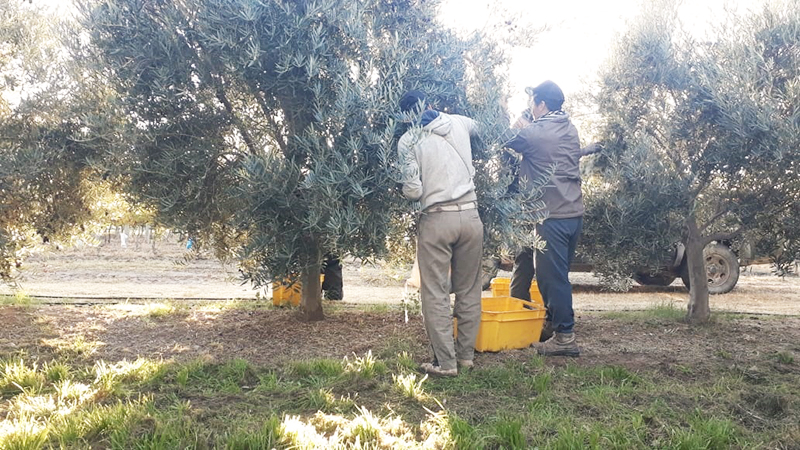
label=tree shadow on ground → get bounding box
[1,304,429,367]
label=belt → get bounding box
[425,201,477,213]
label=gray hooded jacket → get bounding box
[397,112,478,210]
[506,111,584,219]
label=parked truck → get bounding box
[485,241,753,294]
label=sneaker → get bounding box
[539,321,554,343]
[420,362,458,377]
[457,359,474,369]
[537,332,580,357]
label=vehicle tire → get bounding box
[633,272,677,286]
[680,244,740,294]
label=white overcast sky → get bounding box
[439,0,770,114]
[38,0,769,116]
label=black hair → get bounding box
[526,81,565,111]
[399,90,426,113]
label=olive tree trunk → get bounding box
[685,218,710,323]
[300,245,324,321]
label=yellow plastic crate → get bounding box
[455,296,546,352]
[489,277,545,308]
[272,280,301,306]
[272,275,324,307]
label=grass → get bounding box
[141,302,179,318]
[0,291,39,306]
[1,308,798,449]
[600,301,687,322]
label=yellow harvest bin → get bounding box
[272,275,324,307]
[272,280,301,306]
[455,296,546,352]
[489,277,545,308]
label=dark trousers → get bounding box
[510,247,535,301]
[511,217,582,333]
[322,255,343,300]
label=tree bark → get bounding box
[300,257,325,322]
[685,217,711,323]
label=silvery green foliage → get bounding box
[78,0,543,301]
[0,1,100,281]
[585,0,799,294]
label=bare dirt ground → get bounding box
[1,238,798,381]
[4,238,799,315]
[1,301,799,370]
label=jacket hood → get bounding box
[423,112,452,136]
[536,110,571,124]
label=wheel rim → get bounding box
[705,254,731,287]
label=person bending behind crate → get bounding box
[505,81,585,357]
[321,254,343,301]
[397,90,484,377]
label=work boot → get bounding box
[457,359,474,369]
[419,362,458,377]
[539,321,554,343]
[537,332,580,357]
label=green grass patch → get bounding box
[1,357,46,395]
[142,301,180,319]
[173,357,259,394]
[774,351,795,364]
[600,302,686,322]
[289,358,344,379]
[0,291,38,306]
[1,309,798,449]
[344,350,387,379]
[55,334,101,359]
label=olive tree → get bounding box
[584,0,800,322]
[0,0,104,281]
[78,0,539,320]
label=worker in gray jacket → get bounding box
[397,90,483,377]
[506,80,584,357]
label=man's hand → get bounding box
[580,142,603,157]
[512,109,534,129]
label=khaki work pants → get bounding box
[417,208,483,371]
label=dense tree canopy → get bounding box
[584,0,800,321]
[77,0,540,319]
[0,0,103,281]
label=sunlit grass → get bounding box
[46,334,102,359]
[358,303,402,313]
[1,358,45,395]
[43,360,71,383]
[93,358,168,396]
[392,372,428,400]
[142,301,178,318]
[0,291,38,306]
[344,350,387,379]
[0,308,797,448]
[0,417,48,450]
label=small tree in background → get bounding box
[585,0,800,322]
[78,0,542,320]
